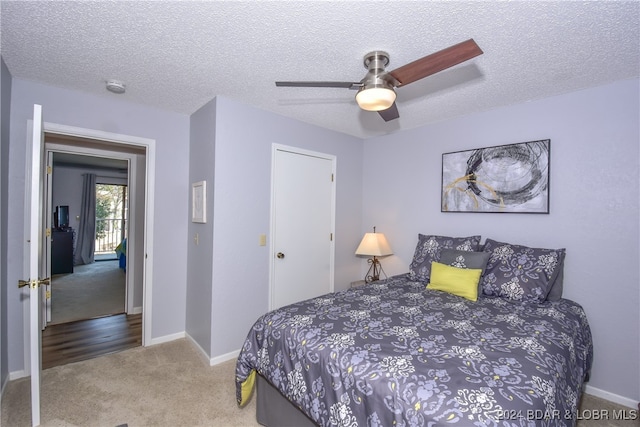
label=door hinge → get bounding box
[46,291,51,299]
[47,165,52,174]
[46,228,51,237]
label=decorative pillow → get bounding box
[427,262,482,301]
[408,234,481,283]
[545,264,565,301]
[480,238,566,303]
[439,249,491,296]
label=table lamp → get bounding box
[355,227,393,282]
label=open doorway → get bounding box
[48,153,130,325]
[41,130,149,368]
[17,117,156,375]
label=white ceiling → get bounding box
[2,1,639,139]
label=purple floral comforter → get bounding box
[236,274,593,426]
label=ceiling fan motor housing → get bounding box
[362,51,395,86]
[360,51,396,89]
[363,51,390,71]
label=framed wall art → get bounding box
[441,139,550,213]
[192,180,207,223]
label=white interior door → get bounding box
[21,104,46,426]
[270,146,335,310]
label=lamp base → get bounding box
[364,256,387,283]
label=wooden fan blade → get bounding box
[389,39,483,87]
[378,102,399,122]
[276,81,361,89]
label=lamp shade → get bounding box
[355,232,393,256]
[355,87,397,111]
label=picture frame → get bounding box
[441,139,550,213]
[191,180,206,223]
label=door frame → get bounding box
[45,145,137,318]
[23,121,156,348]
[43,151,53,325]
[268,143,336,310]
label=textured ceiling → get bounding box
[1,1,639,139]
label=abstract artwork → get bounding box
[441,139,550,213]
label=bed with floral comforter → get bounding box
[236,273,592,426]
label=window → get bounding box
[95,184,128,257]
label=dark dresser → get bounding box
[51,228,74,274]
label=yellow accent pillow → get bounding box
[427,262,482,301]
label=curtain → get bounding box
[74,173,96,265]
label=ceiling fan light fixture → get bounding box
[274,40,483,121]
[356,85,396,111]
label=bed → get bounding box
[236,235,593,426]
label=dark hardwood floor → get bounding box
[42,313,142,370]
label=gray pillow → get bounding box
[439,249,491,296]
[545,265,564,301]
[408,234,481,283]
[480,238,566,303]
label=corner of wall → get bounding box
[0,54,13,397]
[185,97,216,356]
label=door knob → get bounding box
[18,278,51,289]
[276,252,285,259]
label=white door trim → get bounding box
[269,143,336,310]
[41,122,155,346]
[44,151,53,325]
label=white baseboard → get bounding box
[585,385,639,409]
[209,349,239,366]
[8,370,26,381]
[130,306,142,315]
[147,331,185,347]
[185,334,211,365]
[183,333,239,367]
[1,375,7,397]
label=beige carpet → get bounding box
[1,339,636,427]
[1,339,258,427]
[51,260,125,324]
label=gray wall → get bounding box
[6,78,190,373]
[362,78,640,404]
[186,96,365,359]
[208,96,364,358]
[1,57,12,393]
[186,98,216,354]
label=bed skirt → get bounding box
[256,374,317,427]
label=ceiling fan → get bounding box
[275,39,483,122]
